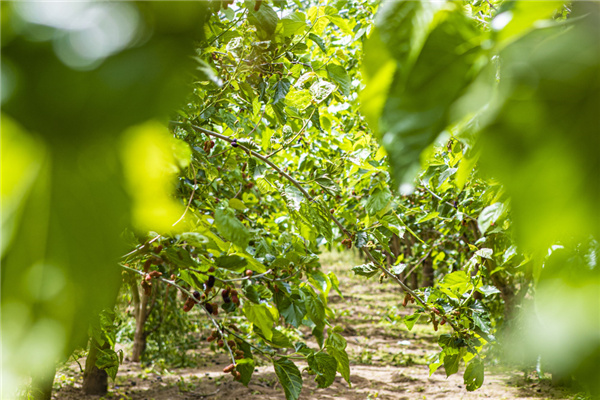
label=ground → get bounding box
[52,251,572,400]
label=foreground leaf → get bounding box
[464,358,484,391]
[273,358,303,400]
[307,352,337,388]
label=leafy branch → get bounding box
[174,121,462,333]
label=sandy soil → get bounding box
[52,251,571,400]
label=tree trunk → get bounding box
[82,338,108,395]
[30,366,55,400]
[421,258,434,288]
[390,235,401,259]
[410,270,419,289]
[131,285,149,362]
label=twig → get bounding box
[187,268,273,283]
[172,165,198,227]
[419,182,477,222]
[72,353,84,374]
[266,108,316,159]
[402,246,434,281]
[221,327,273,360]
[207,9,248,47]
[461,270,482,307]
[247,108,266,138]
[273,10,320,61]
[208,147,231,159]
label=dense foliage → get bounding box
[2,1,598,399]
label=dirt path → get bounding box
[53,251,570,400]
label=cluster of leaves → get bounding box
[117,0,568,395]
[361,0,599,394]
[119,0,533,394]
[118,1,380,398]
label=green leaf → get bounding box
[96,348,120,380]
[439,271,471,298]
[243,284,272,303]
[368,3,485,184]
[273,79,291,105]
[404,313,421,330]
[276,292,306,328]
[429,352,444,376]
[300,285,325,330]
[215,254,248,272]
[280,11,307,37]
[214,208,250,249]
[475,248,493,259]
[243,302,275,340]
[477,285,501,296]
[455,154,479,190]
[360,28,397,135]
[380,214,406,238]
[478,8,600,251]
[228,198,247,211]
[242,192,258,205]
[464,358,484,391]
[309,33,327,54]
[309,270,331,295]
[355,232,368,248]
[248,3,279,38]
[477,203,505,235]
[283,185,305,211]
[300,201,333,243]
[307,352,337,388]
[365,188,392,216]
[327,271,343,298]
[255,326,294,348]
[273,358,303,400]
[473,314,492,335]
[327,15,352,35]
[312,325,325,348]
[417,211,439,224]
[179,232,209,247]
[443,353,460,377]
[492,1,564,46]
[315,175,340,194]
[326,64,351,96]
[392,263,407,275]
[309,81,336,104]
[285,88,312,111]
[236,358,255,386]
[351,262,379,278]
[325,331,350,385]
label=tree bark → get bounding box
[421,258,434,288]
[131,285,149,362]
[410,270,419,289]
[82,338,108,395]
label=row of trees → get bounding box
[2,1,598,399]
